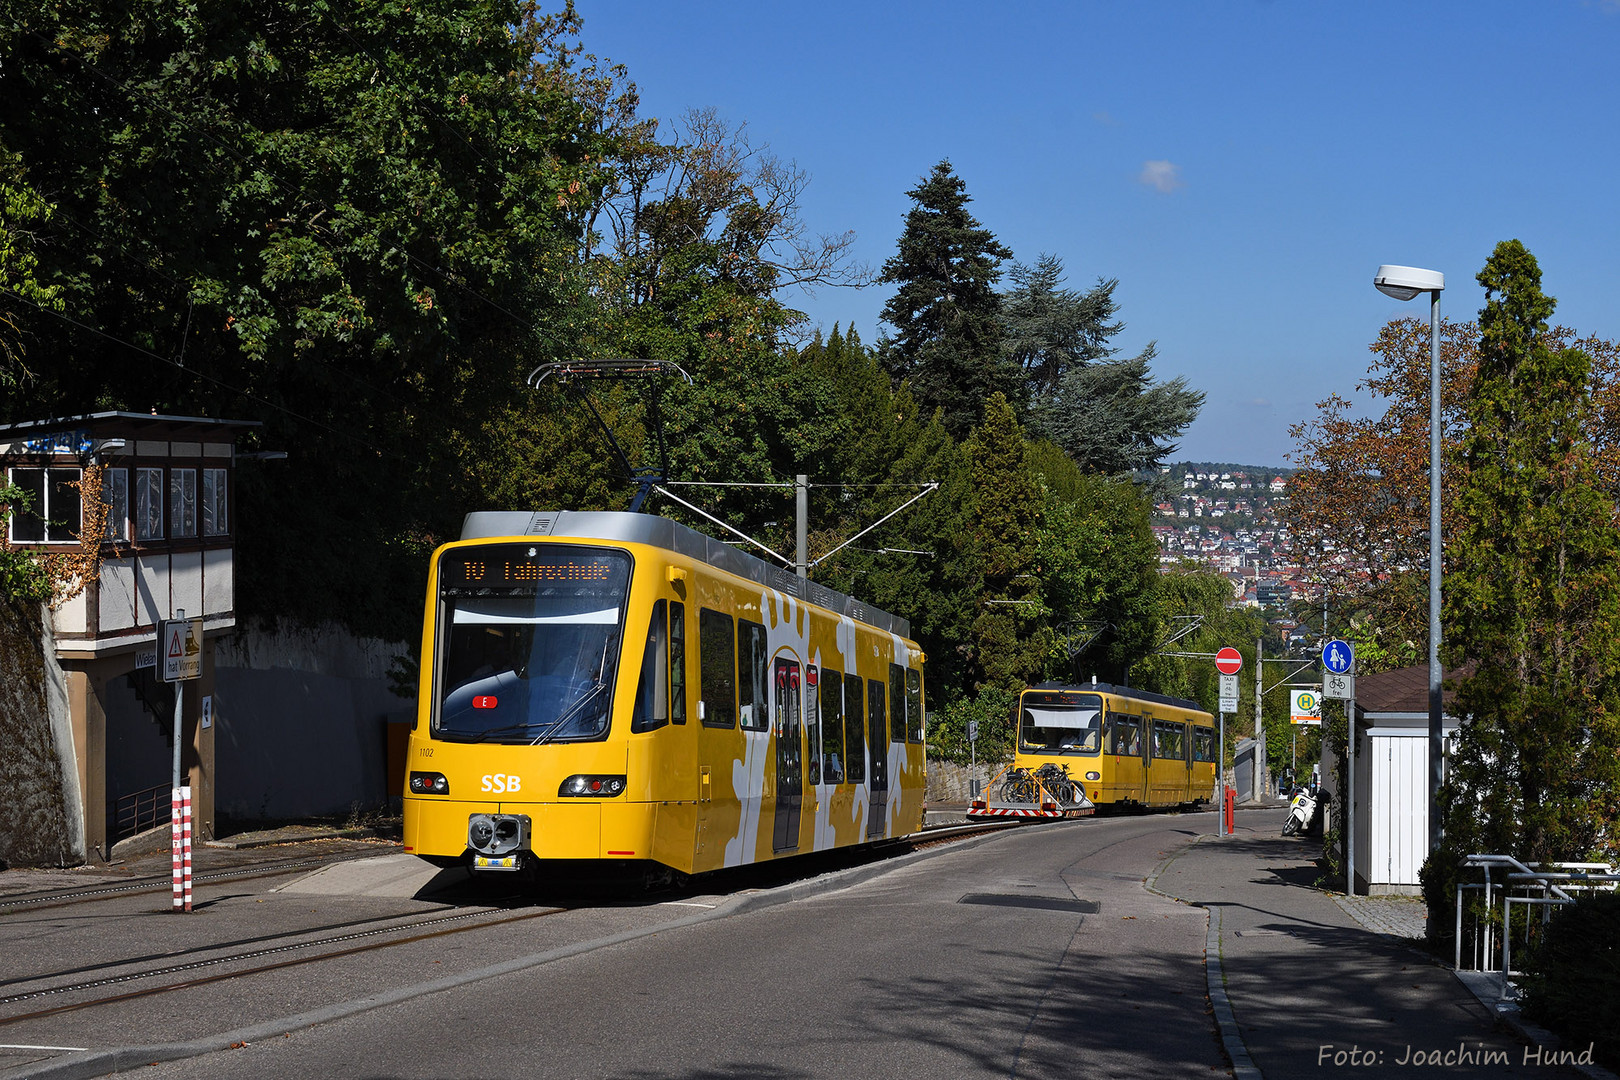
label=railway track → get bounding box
[0,818,1023,1028]
[0,902,564,1026]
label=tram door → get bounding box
[772,657,803,852]
[866,678,888,838]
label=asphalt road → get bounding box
[46,813,1226,1080]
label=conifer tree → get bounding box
[877,161,1019,438]
[1443,240,1620,863]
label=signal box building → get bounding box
[1,412,258,860]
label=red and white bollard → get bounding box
[171,785,193,912]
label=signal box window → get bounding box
[820,669,845,783]
[103,468,128,541]
[738,619,769,731]
[202,468,228,536]
[170,468,197,538]
[843,672,865,783]
[7,466,81,543]
[135,468,163,540]
[699,608,737,728]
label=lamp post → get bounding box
[1373,264,1445,856]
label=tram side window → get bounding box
[888,664,906,743]
[806,666,822,784]
[631,600,669,733]
[820,670,845,783]
[843,672,866,783]
[698,608,736,728]
[738,619,769,731]
[1109,716,1142,757]
[1193,727,1216,763]
[670,602,687,724]
[906,668,923,743]
[1152,720,1183,762]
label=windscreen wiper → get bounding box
[529,681,608,746]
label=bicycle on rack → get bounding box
[1032,762,1082,806]
[1000,767,1037,803]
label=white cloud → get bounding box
[1138,159,1184,193]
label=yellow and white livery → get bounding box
[403,511,926,878]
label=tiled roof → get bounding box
[1354,663,1473,714]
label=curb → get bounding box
[1451,972,1619,1080]
[1144,830,1263,1080]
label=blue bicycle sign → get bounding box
[1322,639,1354,675]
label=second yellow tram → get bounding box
[1014,683,1217,809]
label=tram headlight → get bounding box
[409,771,449,795]
[559,774,627,797]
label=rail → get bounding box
[114,782,172,841]
[1453,853,1619,1003]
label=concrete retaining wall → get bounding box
[211,620,411,824]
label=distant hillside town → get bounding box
[1151,464,1317,638]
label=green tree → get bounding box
[1443,240,1620,864]
[1034,343,1204,475]
[965,393,1047,694]
[999,253,1121,396]
[2,0,609,638]
[0,149,62,388]
[877,161,1019,438]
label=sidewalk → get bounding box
[1153,811,1603,1079]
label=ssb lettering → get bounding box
[481,774,522,794]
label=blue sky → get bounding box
[573,1,1620,467]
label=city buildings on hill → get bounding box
[1151,464,1318,617]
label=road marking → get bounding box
[0,1044,90,1052]
[659,900,716,908]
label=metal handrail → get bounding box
[1454,854,1616,1004]
[113,782,172,841]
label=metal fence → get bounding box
[1454,853,1619,1002]
[113,782,172,841]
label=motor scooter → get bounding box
[1282,784,1317,836]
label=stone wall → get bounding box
[925,758,1002,803]
[0,595,84,867]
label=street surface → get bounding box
[2,813,1592,1079]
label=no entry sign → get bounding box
[1215,647,1243,675]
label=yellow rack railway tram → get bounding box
[1014,682,1218,811]
[402,511,927,882]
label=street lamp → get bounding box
[1374,264,1445,856]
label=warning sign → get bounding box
[161,618,203,682]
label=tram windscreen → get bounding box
[1019,694,1103,755]
[434,544,632,743]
